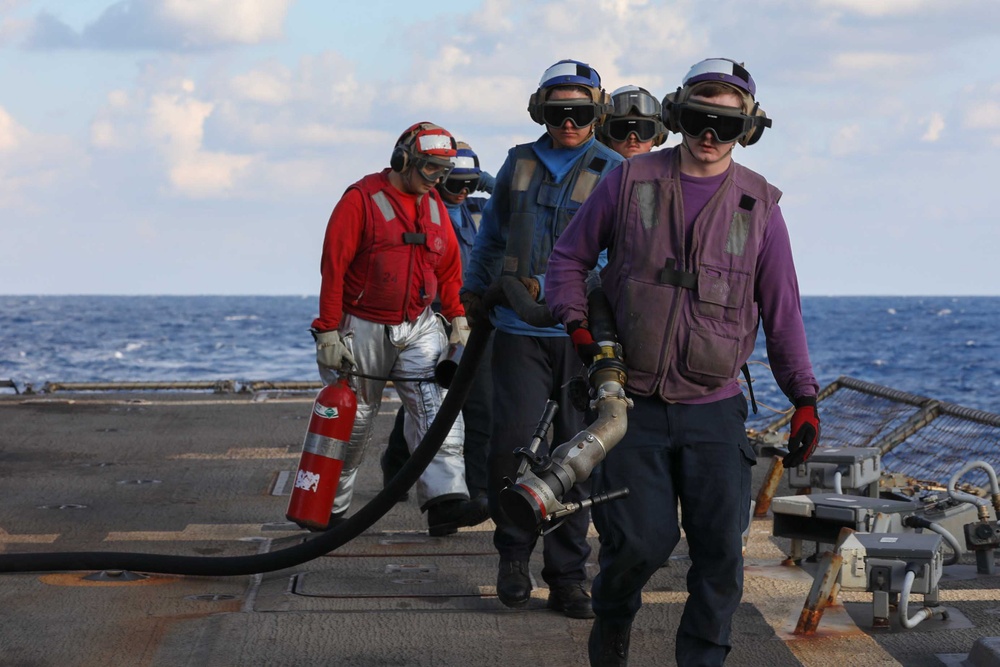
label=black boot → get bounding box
[496,559,531,608]
[547,582,595,619]
[426,496,489,536]
[588,617,631,666]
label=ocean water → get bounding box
[1,295,998,426]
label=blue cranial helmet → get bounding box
[527,59,613,126]
[662,58,771,147]
[681,58,757,98]
[450,142,481,177]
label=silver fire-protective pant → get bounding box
[318,307,467,512]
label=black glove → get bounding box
[782,396,820,468]
[460,291,487,329]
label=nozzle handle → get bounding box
[532,400,559,444]
[516,400,559,478]
[546,487,630,522]
[587,487,630,508]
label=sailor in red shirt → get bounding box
[311,122,487,536]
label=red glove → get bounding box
[782,397,820,468]
[567,320,602,366]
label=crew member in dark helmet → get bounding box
[597,84,667,158]
[461,59,623,620]
[545,58,821,666]
[310,122,488,538]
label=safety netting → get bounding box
[755,376,1000,491]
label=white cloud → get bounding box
[829,51,927,78]
[148,84,213,155]
[89,90,133,149]
[463,0,515,34]
[381,0,702,131]
[963,101,1000,130]
[167,151,254,196]
[90,75,258,197]
[829,124,862,156]
[817,0,934,16]
[921,113,945,142]
[27,0,293,50]
[225,52,368,109]
[0,105,25,151]
[158,0,291,45]
[146,82,258,197]
[89,119,117,148]
[229,68,293,104]
[598,0,653,19]
[0,0,30,46]
[0,105,85,212]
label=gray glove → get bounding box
[449,315,471,347]
[314,330,356,370]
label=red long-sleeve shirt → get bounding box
[312,170,464,331]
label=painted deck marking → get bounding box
[104,524,300,541]
[171,447,299,460]
[0,527,59,544]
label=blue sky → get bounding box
[1,0,998,296]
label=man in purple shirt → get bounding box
[544,59,821,666]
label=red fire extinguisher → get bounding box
[286,378,357,530]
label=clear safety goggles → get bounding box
[415,156,455,183]
[440,174,479,196]
[610,90,661,118]
[541,101,599,128]
[675,101,752,144]
[606,118,659,143]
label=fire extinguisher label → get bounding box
[302,433,349,459]
[294,469,321,492]
[313,403,340,419]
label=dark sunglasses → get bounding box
[440,175,479,195]
[676,104,751,144]
[606,118,659,143]
[541,102,598,128]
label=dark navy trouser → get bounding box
[489,330,592,586]
[591,393,754,667]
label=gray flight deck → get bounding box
[1,389,999,666]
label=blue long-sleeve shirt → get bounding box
[462,134,621,337]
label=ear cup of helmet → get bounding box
[739,105,769,147]
[391,124,422,172]
[390,144,409,172]
[594,89,613,125]
[527,90,545,125]
[661,88,684,134]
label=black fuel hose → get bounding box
[0,323,491,576]
[485,275,557,328]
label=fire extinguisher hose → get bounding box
[0,324,492,576]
